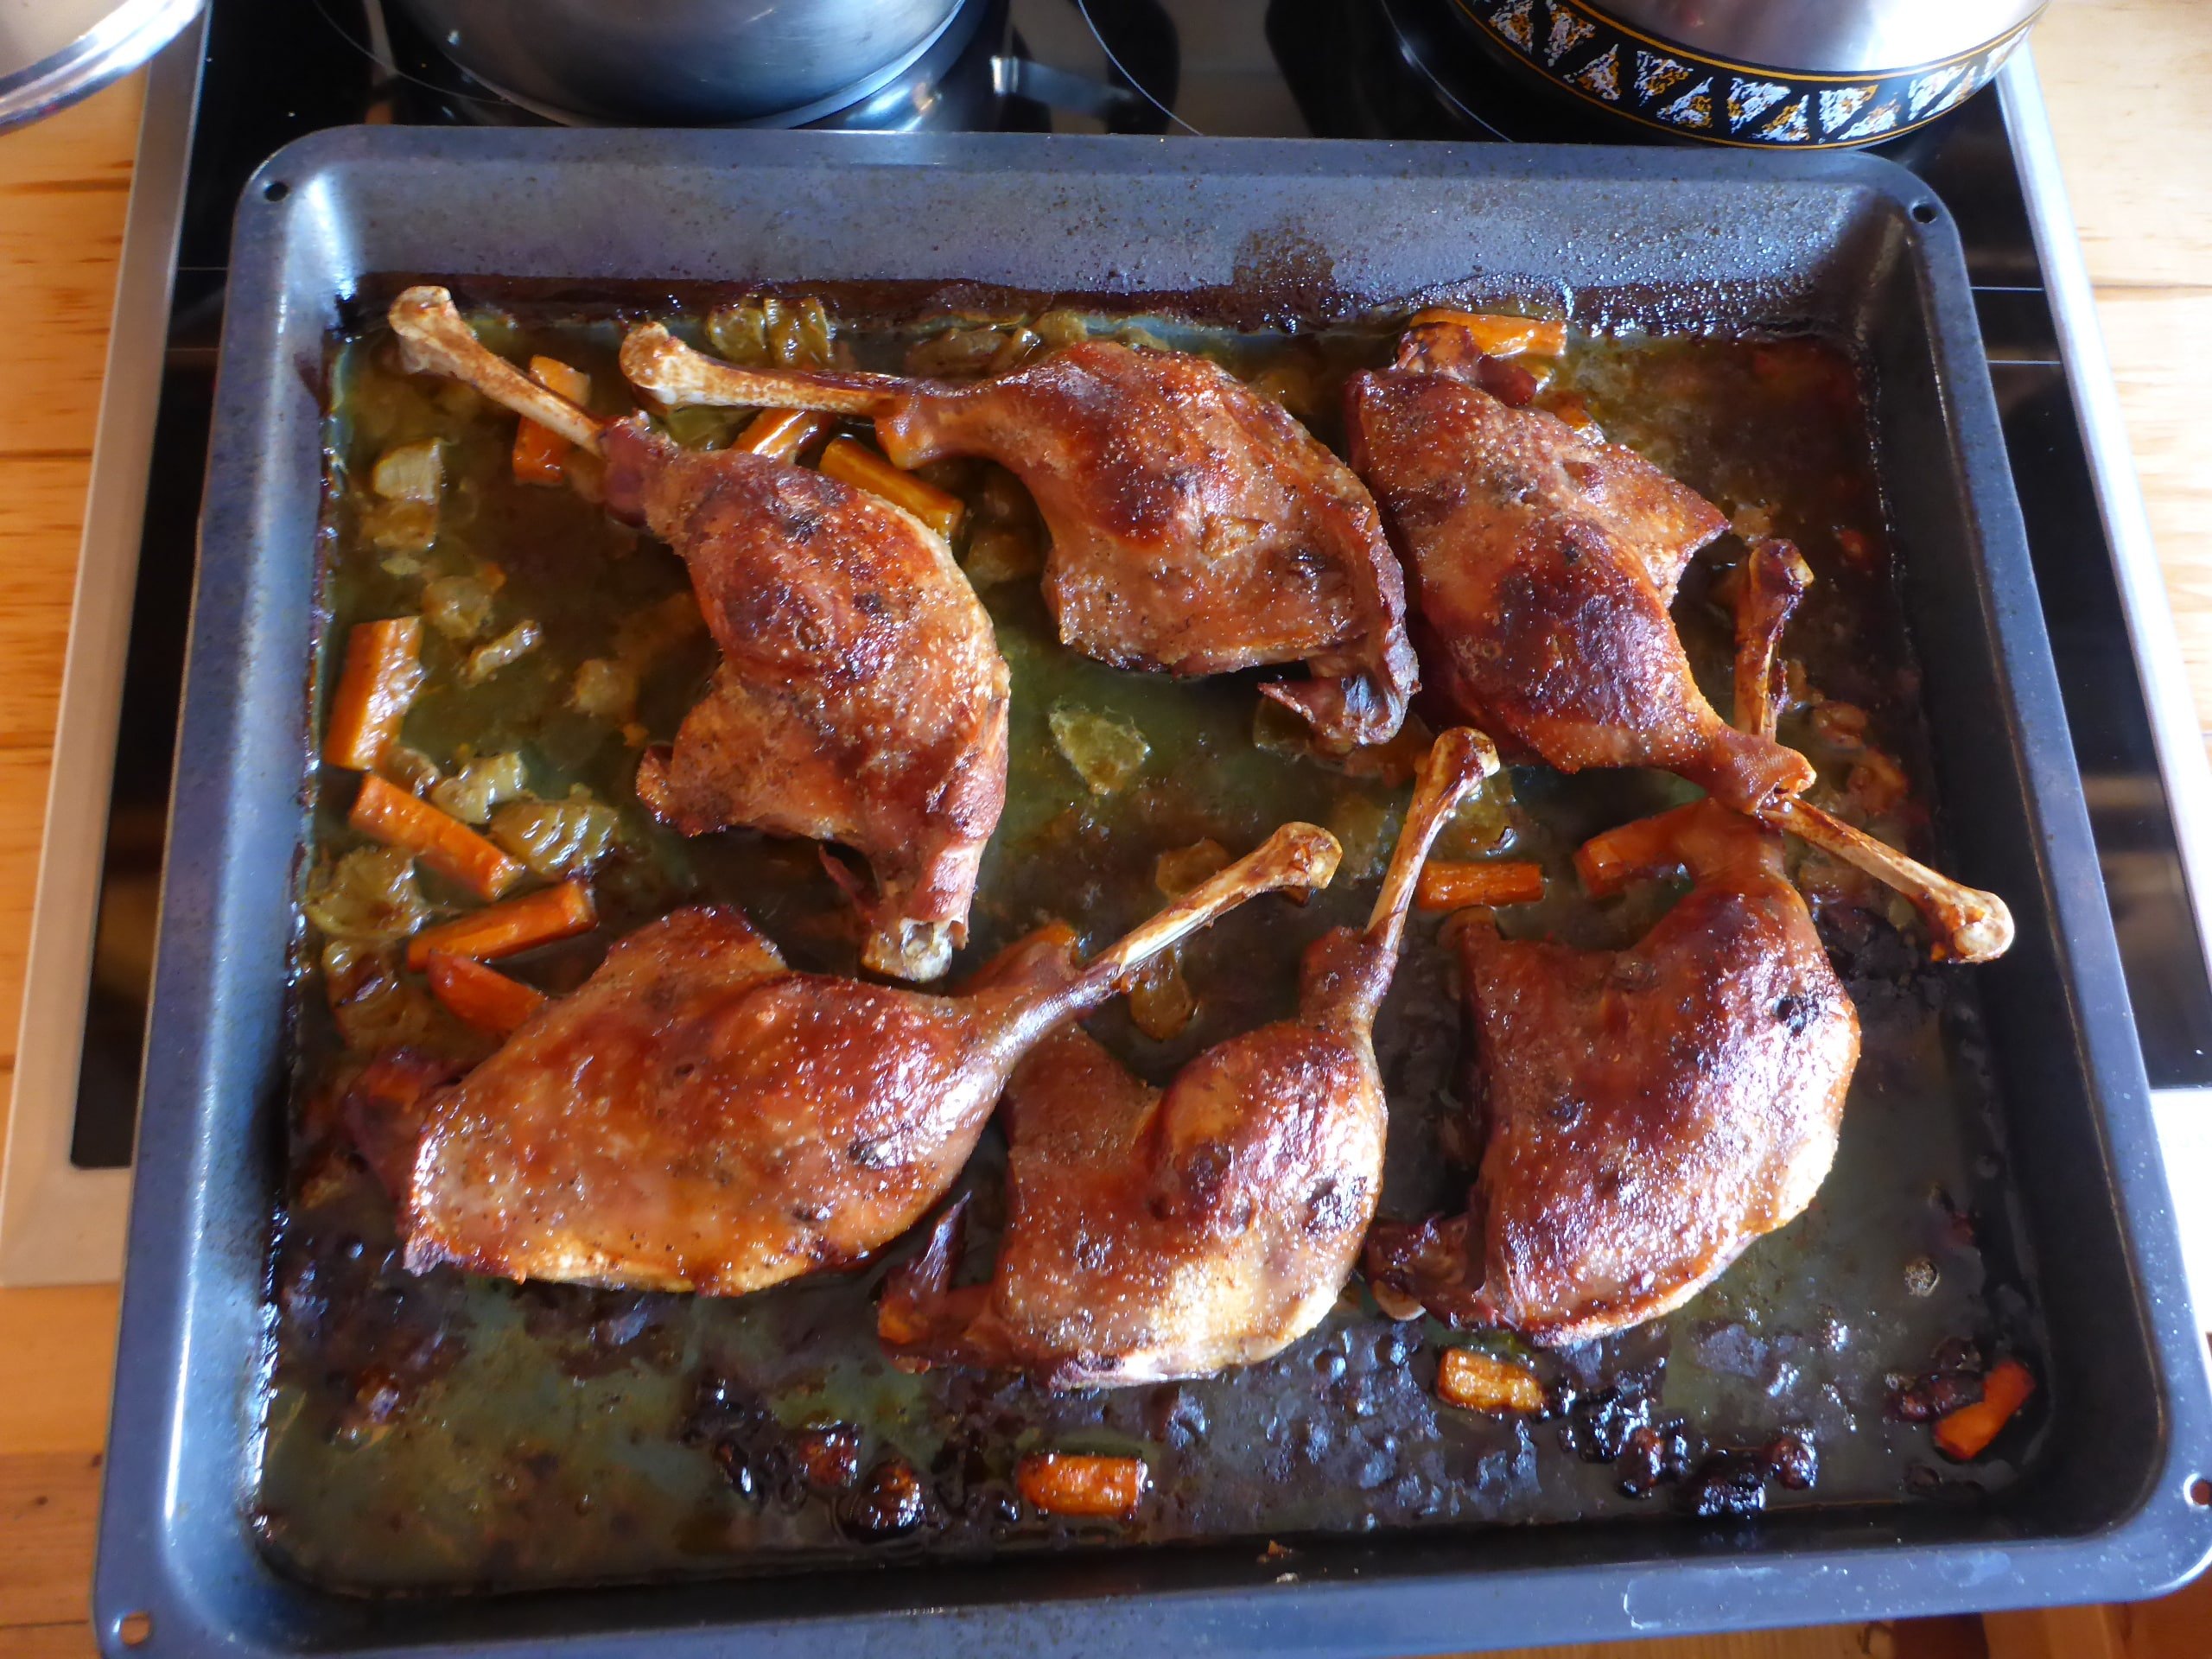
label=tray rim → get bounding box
[90,124,2212,1658]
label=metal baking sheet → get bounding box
[92,129,2212,1656]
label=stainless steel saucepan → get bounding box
[390,0,969,126]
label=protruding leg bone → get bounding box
[814,849,962,984]
[1734,537,1812,742]
[1573,751,2016,967]
[862,918,958,985]
[1307,727,1504,1033]
[1366,728,1501,957]
[1068,823,1342,1003]
[388,287,605,454]
[620,322,894,418]
[1711,531,2011,963]
[1759,797,2014,963]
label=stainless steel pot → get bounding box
[0,0,202,132]
[390,0,968,126]
[1446,0,2044,146]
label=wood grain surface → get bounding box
[2035,1,2212,748]
[2,0,2209,1653]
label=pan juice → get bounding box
[255,293,2037,1590]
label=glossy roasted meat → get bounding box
[605,425,1009,980]
[1365,800,1858,1345]
[388,289,1008,982]
[621,327,1419,748]
[345,825,1341,1297]
[880,730,1497,1387]
[1346,335,1813,812]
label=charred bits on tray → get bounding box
[1885,1337,1986,1423]
[931,1433,1021,1526]
[791,1424,865,1493]
[683,1370,809,1510]
[1616,1421,1695,1498]
[686,1368,931,1537]
[1549,1364,1820,1510]
[838,1457,937,1541]
[1680,1434,1820,1518]
[1682,1450,1770,1518]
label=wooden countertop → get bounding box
[1,2,2207,1654]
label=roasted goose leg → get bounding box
[1350,319,2012,963]
[343,823,1342,1296]
[1365,567,1859,1346]
[879,729,1498,1387]
[389,289,1009,982]
[620,325,1419,748]
[1365,798,1860,1345]
[1346,318,1810,811]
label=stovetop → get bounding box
[11,0,2212,1281]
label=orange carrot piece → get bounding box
[736,408,835,462]
[323,617,424,770]
[351,774,525,901]
[512,359,589,483]
[427,951,547,1035]
[1573,803,1704,899]
[1415,860,1546,912]
[1933,1358,2035,1461]
[818,436,966,540]
[527,354,590,405]
[1410,308,1568,358]
[1016,1452,1148,1519]
[1436,1347,1544,1414]
[405,880,596,972]
[512,417,570,485]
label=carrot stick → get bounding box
[1436,1347,1544,1414]
[427,951,547,1035]
[510,356,593,484]
[512,417,570,485]
[351,774,525,901]
[405,880,596,972]
[817,436,966,540]
[324,618,424,770]
[736,408,835,461]
[1414,860,1545,912]
[1574,802,1705,898]
[528,355,590,405]
[1933,1358,2034,1460]
[1015,1452,1148,1519]
[1409,309,1568,358]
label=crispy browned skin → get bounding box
[620,329,1419,747]
[880,731,1497,1387]
[345,825,1342,1297]
[1365,800,1858,1345]
[387,287,1007,983]
[603,423,1009,979]
[1346,338,1813,811]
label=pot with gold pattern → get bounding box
[1445,0,2044,147]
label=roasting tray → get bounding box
[92,130,2212,1656]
